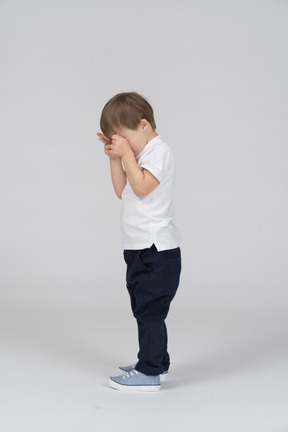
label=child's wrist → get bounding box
[121,149,134,163]
[109,155,121,162]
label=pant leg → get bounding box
[162,322,170,370]
[126,281,170,371]
[124,244,181,376]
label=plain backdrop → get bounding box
[0,0,287,431]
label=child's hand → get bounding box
[110,134,133,159]
[97,132,110,145]
[97,132,119,159]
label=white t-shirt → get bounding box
[120,135,181,251]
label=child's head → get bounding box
[100,92,157,141]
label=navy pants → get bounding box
[123,243,182,376]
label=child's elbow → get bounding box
[133,182,159,198]
[133,187,150,198]
[132,185,144,197]
[135,192,144,198]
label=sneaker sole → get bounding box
[109,378,161,392]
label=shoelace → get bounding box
[122,369,139,380]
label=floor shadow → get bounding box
[163,337,288,390]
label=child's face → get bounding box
[111,124,147,156]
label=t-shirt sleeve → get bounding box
[138,145,173,183]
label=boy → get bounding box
[97,92,182,392]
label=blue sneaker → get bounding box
[119,363,168,380]
[109,369,161,392]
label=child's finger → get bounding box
[99,136,109,145]
[100,136,111,145]
[97,132,110,142]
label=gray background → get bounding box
[0,0,287,431]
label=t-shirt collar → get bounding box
[135,135,162,160]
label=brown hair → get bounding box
[100,91,156,139]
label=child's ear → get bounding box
[140,119,148,130]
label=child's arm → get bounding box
[121,151,159,197]
[107,133,159,197]
[97,132,127,199]
[109,157,127,199]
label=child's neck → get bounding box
[146,130,158,144]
